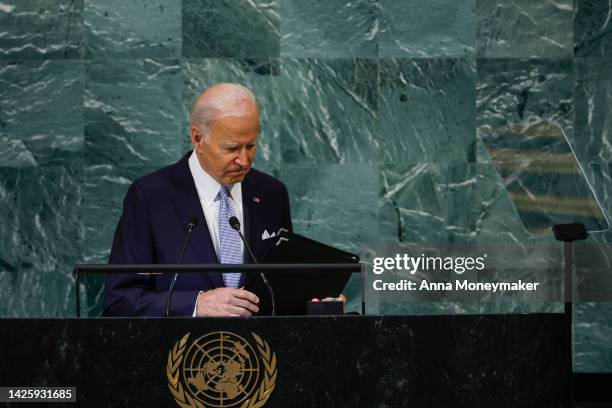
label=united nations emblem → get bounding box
[167,331,277,408]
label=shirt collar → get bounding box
[188,150,242,208]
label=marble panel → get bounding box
[0,60,83,166]
[477,59,574,139]
[0,0,84,59]
[81,165,158,263]
[573,244,612,305]
[84,58,183,167]
[0,165,82,317]
[480,125,607,234]
[84,0,181,59]
[0,138,37,167]
[477,60,607,234]
[280,0,377,58]
[281,163,379,254]
[379,163,532,243]
[278,58,378,163]
[476,0,573,58]
[575,302,612,372]
[575,0,612,59]
[379,0,476,58]
[379,58,476,164]
[183,0,279,58]
[575,58,612,163]
[477,58,574,168]
[581,163,612,239]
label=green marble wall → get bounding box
[1,0,611,371]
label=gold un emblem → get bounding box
[167,331,277,408]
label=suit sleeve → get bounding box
[103,183,199,317]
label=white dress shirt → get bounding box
[188,150,244,316]
[188,150,244,259]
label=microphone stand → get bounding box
[229,217,276,316]
[165,220,197,317]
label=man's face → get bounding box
[192,109,259,185]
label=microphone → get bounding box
[165,217,199,317]
[228,216,275,316]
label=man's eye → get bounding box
[225,147,238,152]
[246,144,255,150]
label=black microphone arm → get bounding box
[165,217,198,317]
[228,216,276,316]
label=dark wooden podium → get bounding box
[0,314,568,407]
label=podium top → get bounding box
[74,263,363,274]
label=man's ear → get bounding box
[191,125,201,146]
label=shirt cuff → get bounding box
[192,291,204,317]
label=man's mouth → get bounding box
[230,167,248,174]
[227,168,249,176]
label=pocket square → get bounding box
[261,230,277,240]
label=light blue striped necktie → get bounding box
[217,186,242,288]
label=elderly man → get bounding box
[104,83,292,317]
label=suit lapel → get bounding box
[169,153,225,289]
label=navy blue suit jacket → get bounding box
[103,153,292,317]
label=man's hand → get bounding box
[321,294,347,303]
[196,288,259,317]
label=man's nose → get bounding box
[235,149,248,166]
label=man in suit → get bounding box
[104,83,292,317]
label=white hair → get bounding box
[190,83,258,137]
